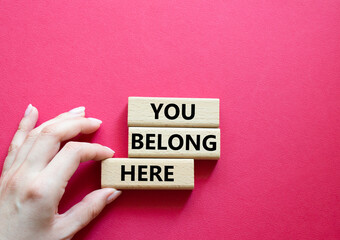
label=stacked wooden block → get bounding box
[101,97,220,190]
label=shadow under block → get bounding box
[101,158,194,190]
[128,97,220,128]
[128,127,220,160]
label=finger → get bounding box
[57,188,121,239]
[2,104,38,174]
[10,107,86,172]
[42,142,114,194]
[24,117,103,171]
[35,107,86,133]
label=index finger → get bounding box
[42,142,114,201]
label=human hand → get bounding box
[0,105,121,240]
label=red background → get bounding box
[1,1,339,239]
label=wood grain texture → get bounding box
[128,97,219,127]
[128,127,220,160]
[101,158,194,190]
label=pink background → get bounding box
[1,1,339,239]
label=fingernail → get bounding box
[69,106,85,114]
[104,146,115,155]
[88,117,102,124]
[24,104,33,117]
[107,190,122,204]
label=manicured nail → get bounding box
[104,146,115,155]
[107,190,122,204]
[69,106,85,114]
[24,104,33,117]
[88,117,102,124]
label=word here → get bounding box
[101,158,194,190]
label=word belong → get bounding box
[128,127,220,159]
[132,133,216,151]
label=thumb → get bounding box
[58,188,121,238]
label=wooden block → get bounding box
[128,127,220,160]
[128,97,219,127]
[101,158,194,190]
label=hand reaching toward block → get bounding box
[0,105,121,240]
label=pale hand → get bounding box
[0,105,121,240]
